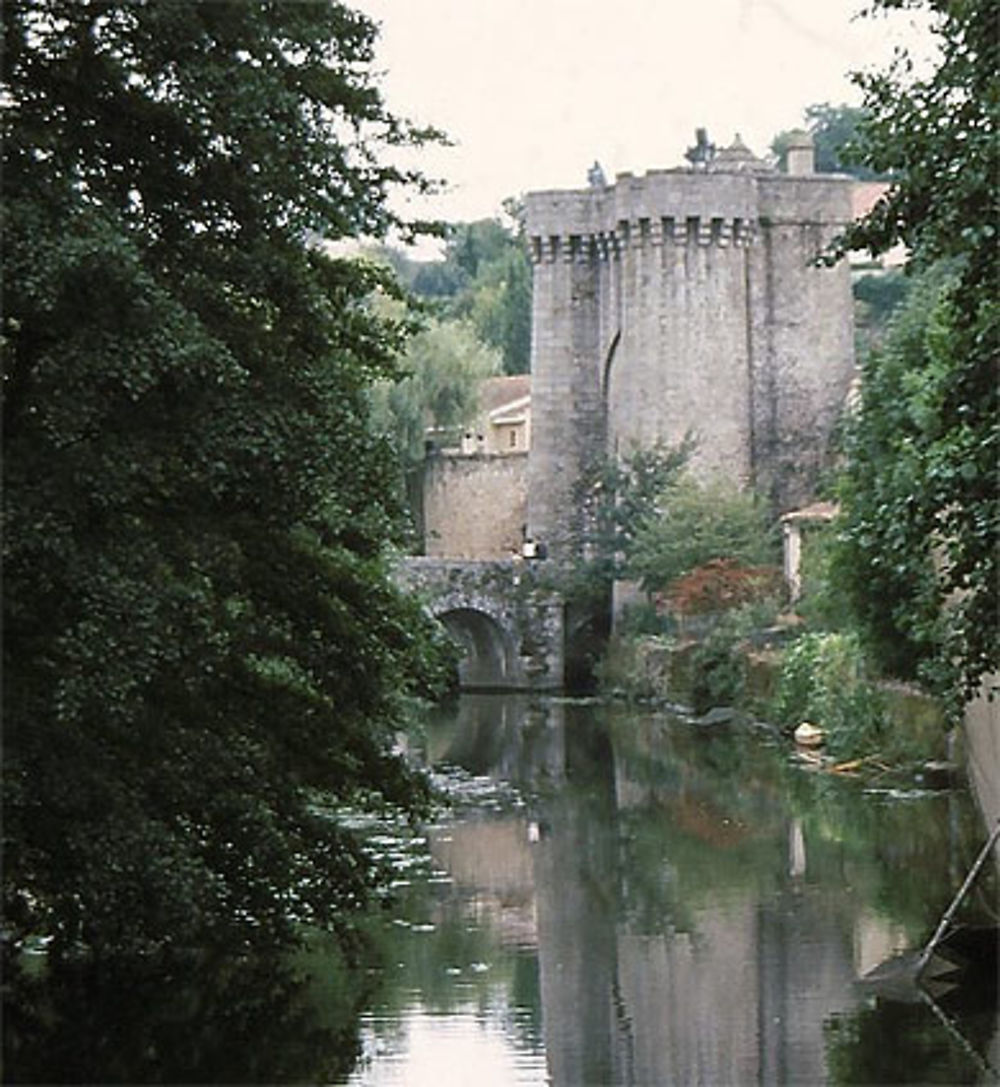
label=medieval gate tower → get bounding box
[524,132,856,555]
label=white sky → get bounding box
[357,0,933,243]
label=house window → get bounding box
[509,429,517,448]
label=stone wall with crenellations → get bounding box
[525,141,856,556]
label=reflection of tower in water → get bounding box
[530,702,628,1086]
[423,697,997,1084]
[531,708,862,1086]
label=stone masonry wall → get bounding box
[423,451,528,559]
[526,241,604,555]
[754,177,856,507]
[525,165,856,554]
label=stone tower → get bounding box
[524,133,856,555]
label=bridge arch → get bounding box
[395,558,566,691]
[437,606,519,689]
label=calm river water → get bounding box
[344,693,999,1086]
[10,694,997,1085]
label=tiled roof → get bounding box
[479,374,531,414]
[852,181,891,221]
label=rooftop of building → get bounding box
[851,180,892,220]
[479,374,531,414]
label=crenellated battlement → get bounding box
[529,215,758,263]
[525,157,854,266]
[525,133,857,555]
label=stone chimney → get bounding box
[785,129,815,175]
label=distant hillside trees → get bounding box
[853,269,911,355]
[771,102,886,179]
[387,205,532,375]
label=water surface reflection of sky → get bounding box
[350,1007,548,1086]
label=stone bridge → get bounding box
[397,558,565,690]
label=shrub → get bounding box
[661,558,783,618]
[689,625,747,715]
[628,476,779,595]
[771,632,887,758]
[685,603,781,715]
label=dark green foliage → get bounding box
[2,0,453,989]
[830,0,998,706]
[825,989,994,1084]
[5,933,375,1084]
[560,441,693,615]
[832,270,960,687]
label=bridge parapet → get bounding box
[397,558,565,690]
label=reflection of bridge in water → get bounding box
[397,558,565,690]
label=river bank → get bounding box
[603,632,943,738]
[600,629,999,849]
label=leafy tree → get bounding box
[833,269,966,687]
[560,442,692,615]
[2,0,453,999]
[771,102,885,178]
[627,477,779,595]
[831,0,999,706]
[368,315,500,466]
[394,209,533,374]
